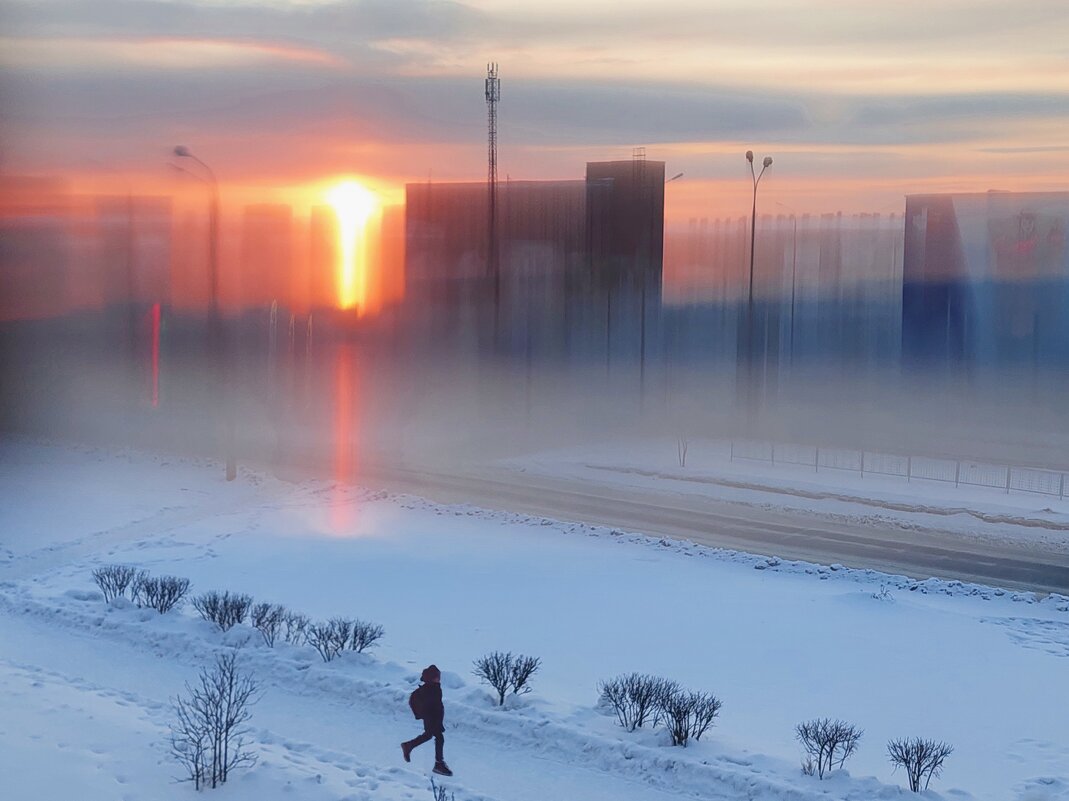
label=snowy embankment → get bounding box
[502,437,1069,547]
[2,439,1069,801]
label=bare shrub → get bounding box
[796,718,863,779]
[250,603,286,646]
[677,437,688,468]
[430,777,454,801]
[132,574,190,613]
[91,564,143,602]
[473,652,511,706]
[510,654,541,696]
[281,611,309,646]
[349,619,385,653]
[473,651,541,706]
[598,673,674,731]
[658,688,722,747]
[308,618,353,662]
[888,737,954,792]
[192,591,253,631]
[169,653,260,790]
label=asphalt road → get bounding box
[359,462,1069,595]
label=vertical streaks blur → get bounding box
[150,302,160,408]
[331,342,356,531]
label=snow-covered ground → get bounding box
[2,438,1069,801]
[502,437,1069,548]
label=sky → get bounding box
[1,0,1068,220]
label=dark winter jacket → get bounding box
[420,683,445,734]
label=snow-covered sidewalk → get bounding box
[2,439,1069,800]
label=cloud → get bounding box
[1,0,1067,192]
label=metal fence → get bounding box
[729,440,1068,499]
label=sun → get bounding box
[327,180,378,312]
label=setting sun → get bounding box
[327,180,378,312]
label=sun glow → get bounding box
[327,180,378,312]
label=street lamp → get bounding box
[743,151,772,418]
[172,145,235,482]
[666,172,684,183]
[173,146,219,309]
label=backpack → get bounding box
[408,685,425,720]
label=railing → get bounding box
[729,440,1068,499]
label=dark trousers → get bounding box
[405,729,444,762]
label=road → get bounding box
[357,461,1069,595]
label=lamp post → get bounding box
[173,145,235,481]
[744,151,772,417]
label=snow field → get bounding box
[3,440,1069,800]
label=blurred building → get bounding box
[403,157,665,357]
[902,191,1069,368]
[239,204,293,310]
[307,205,339,311]
[662,211,903,368]
[0,178,172,321]
[586,158,665,298]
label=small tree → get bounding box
[473,651,541,706]
[349,619,385,653]
[91,564,143,602]
[193,591,253,631]
[169,653,260,790]
[796,718,863,779]
[132,574,190,613]
[658,688,722,747]
[888,737,953,792]
[250,603,286,646]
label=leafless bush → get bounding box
[308,618,353,662]
[510,654,540,696]
[796,718,863,779]
[91,564,144,602]
[132,574,190,613]
[169,653,260,790]
[888,737,954,792]
[281,611,309,646]
[193,591,253,631]
[349,619,385,653]
[598,673,676,731]
[250,603,286,646]
[677,436,688,468]
[430,777,454,801]
[473,651,541,706]
[658,688,722,747]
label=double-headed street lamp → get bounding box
[742,150,772,420]
[172,145,235,481]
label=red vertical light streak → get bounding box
[150,302,160,408]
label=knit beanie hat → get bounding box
[421,664,441,682]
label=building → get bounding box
[402,158,666,357]
[902,191,1069,368]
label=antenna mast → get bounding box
[485,62,500,281]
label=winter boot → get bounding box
[401,742,412,763]
[432,761,453,777]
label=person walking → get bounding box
[401,664,452,776]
